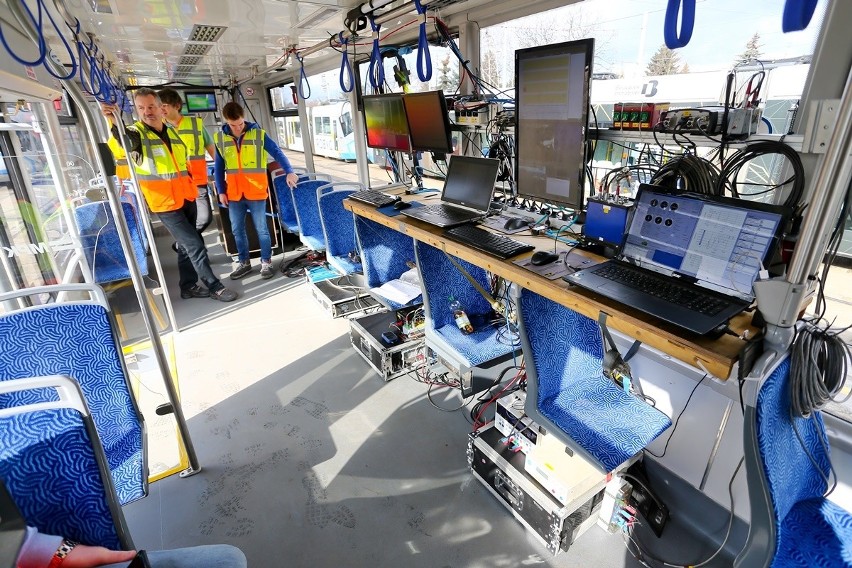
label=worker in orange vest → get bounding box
[102,88,237,302]
[158,88,216,234]
[214,101,298,280]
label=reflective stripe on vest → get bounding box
[132,121,196,212]
[177,115,208,185]
[215,128,268,201]
[107,136,131,181]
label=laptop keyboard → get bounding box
[592,263,730,316]
[444,224,535,260]
[412,205,479,223]
[348,190,400,208]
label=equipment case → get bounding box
[468,426,604,555]
[349,310,425,381]
[309,272,383,318]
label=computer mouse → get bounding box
[504,217,529,231]
[394,201,412,210]
[530,250,560,266]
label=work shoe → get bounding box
[229,261,253,280]
[180,284,210,299]
[260,261,274,279]
[210,287,238,302]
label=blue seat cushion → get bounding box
[537,371,671,472]
[434,324,514,367]
[328,255,362,276]
[773,498,852,567]
[0,408,122,549]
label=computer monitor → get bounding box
[515,38,594,211]
[362,93,411,153]
[402,90,453,154]
[184,91,218,113]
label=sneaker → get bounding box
[180,284,210,299]
[210,287,238,302]
[260,261,274,279]
[229,261,253,280]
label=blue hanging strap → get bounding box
[40,1,77,80]
[368,16,383,90]
[0,0,46,67]
[413,0,432,82]
[663,0,695,49]
[296,53,311,100]
[338,32,353,93]
[783,0,818,32]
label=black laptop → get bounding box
[565,184,786,335]
[0,479,26,568]
[401,156,499,228]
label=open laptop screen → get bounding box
[621,186,784,299]
[442,156,499,212]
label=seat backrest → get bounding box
[318,182,364,260]
[292,176,333,248]
[74,201,148,283]
[355,216,416,289]
[756,356,830,525]
[0,298,146,505]
[272,174,299,231]
[0,376,133,549]
[414,241,493,331]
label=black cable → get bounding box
[645,374,707,459]
[718,140,805,208]
[650,154,721,195]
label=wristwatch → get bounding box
[47,539,79,568]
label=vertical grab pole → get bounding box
[8,0,202,476]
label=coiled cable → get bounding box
[719,140,805,208]
[650,153,721,195]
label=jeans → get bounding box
[100,544,247,568]
[228,198,271,263]
[155,200,223,293]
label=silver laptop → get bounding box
[401,156,499,228]
[566,184,786,336]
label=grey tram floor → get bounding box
[119,154,740,567]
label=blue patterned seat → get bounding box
[517,290,671,472]
[272,171,301,232]
[0,375,134,549]
[414,241,514,368]
[74,201,148,284]
[355,216,421,310]
[746,356,852,567]
[291,174,334,250]
[318,182,365,275]
[0,285,146,506]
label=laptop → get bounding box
[566,184,786,335]
[0,479,26,568]
[401,155,499,228]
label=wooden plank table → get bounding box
[346,198,756,379]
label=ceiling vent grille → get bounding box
[178,55,202,66]
[183,43,213,57]
[188,25,227,43]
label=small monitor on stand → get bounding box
[362,93,413,187]
[402,90,454,192]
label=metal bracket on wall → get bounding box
[801,98,841,153]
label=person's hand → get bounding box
[286,172,299,189]
[218,193,229,207]
[64,544,136,568]
[100,103,118,118]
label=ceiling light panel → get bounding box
[187,25,228,43]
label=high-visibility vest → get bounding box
[130,121,196,213]
[106,136,130,181]
[175,115,208,186]
[214,128,269,201]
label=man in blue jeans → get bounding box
[214,102,299,280]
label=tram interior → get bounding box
[1,0,852,567]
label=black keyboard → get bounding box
[592,263,729,316]
[444,224,535,260]
[414,205,479,223]
[349,190,400,207]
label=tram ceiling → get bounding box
[28,0,580,87]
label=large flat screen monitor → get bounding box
[402,90,453,154]
[185,91,218,113]
[362,93,411,153]
[515,38,594,211]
